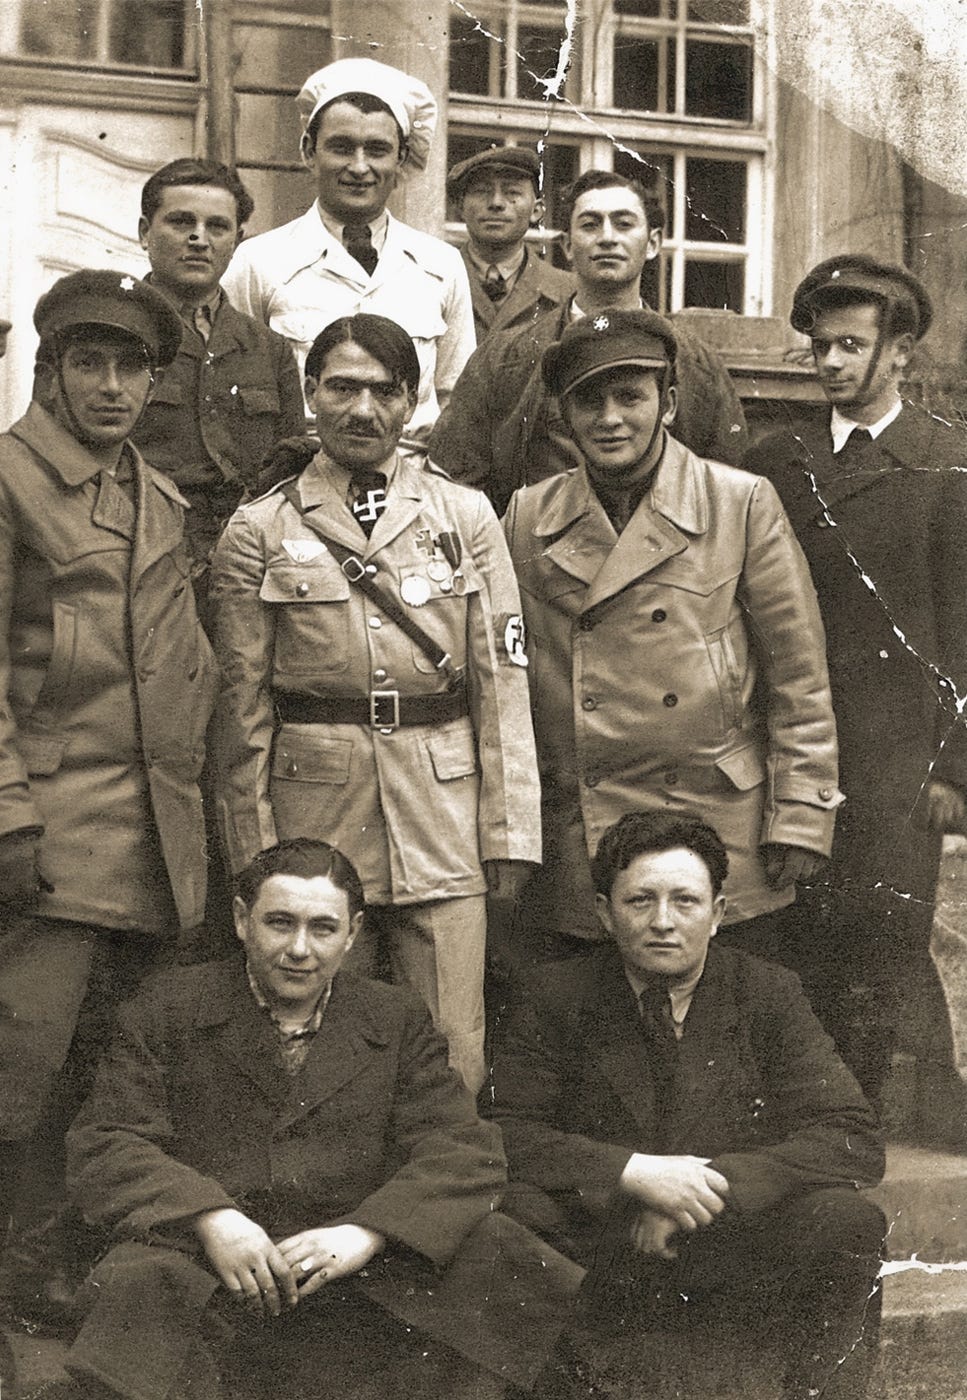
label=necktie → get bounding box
[351,471,388,537]
[836,426,874,461]
[483,266,507,303]
[638,984,679,1123]
[344,223,378,278]
[191,303,213,343]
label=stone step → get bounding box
[872,1145,967,1262]
[877,1267,967,1400]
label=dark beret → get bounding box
[542,309,677,399]
[34,270,183,367]
[447,146,541,200]
[790,255,932,339]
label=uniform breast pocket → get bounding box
[403,570,480,673]
[238,386,281,419]
[260,562,351,674]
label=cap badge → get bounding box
[119,276,136,292]
[592,314,610,331]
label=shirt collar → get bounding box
[623,958,706,1036]
[466,242,527,282]
[830,397,902,453]
[305,448,400,499]
[316,201,389,254]
[246,959,332,1037]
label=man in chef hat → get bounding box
[223,57,476,449]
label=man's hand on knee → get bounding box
[619,1153,730,1232]
[194,1207,298,1315]
[276,1223,386,1297]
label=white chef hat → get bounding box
[297,58,438,176]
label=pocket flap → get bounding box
[426,726,479,781]
[715,744,766,792]
[259,564,350,604]
[272,730,352,784]
[18,733,68,776]
[239,386,281,416]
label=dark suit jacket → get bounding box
[429,300,748,514]
[461,243,574,343]
[489,943,883,1264]
[65,960,580,1388]
[745,403,967,906]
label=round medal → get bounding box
[451,571,468,596]
[427,560,450,582]
[439,577,453,593]
[400,575,432,607]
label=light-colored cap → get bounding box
[297,58,437,175]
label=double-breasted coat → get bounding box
[0,402,217,933]
[429,300,748,514]
[64,960,575,1396]
[489,942,884,1266]
[210,454,541,898]
[504,437,841,937]
[461,243,574,344]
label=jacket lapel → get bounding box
[580,437,703,611]
[296,465,369,554]
[367,457,426,556]
[129,448,190,584]
[197,963,291,1112]
[532,471,616,590]
[278,974,390,1128]
[583,953,661,1134]
[663,948,743,1152]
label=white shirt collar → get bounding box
[316,201,389,255]
[830,397,903,454]
[466,242,527,283]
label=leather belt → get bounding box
[275,687,468,731]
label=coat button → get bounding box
[295,581,310,597]
[652,609,666,623]
[369,617,382,629]
[374,668,388,683]
[819,786,833,801]
[286,760,298,777]
[663,692,678,707]
[582,696,597,711]
[579,615,594,632]
[585,774,599,788]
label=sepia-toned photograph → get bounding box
[0,2,965,1397]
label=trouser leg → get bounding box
[367,896,487,1093]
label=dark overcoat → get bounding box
[428,300,749,514]
[744,405,967,932]
[66,960,576,1394]
[489,942,884,1266]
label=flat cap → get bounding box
[447,146,541,200]
[34,270,183,366]
[791,254,932,339]
[542,309,677,398]
[297,58,437,175]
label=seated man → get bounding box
[490,812,886,1400]
[56,840,572,1400]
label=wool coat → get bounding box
[503,438,841,937]
[65,960,577,1396]
[0,403,217,933]
[744,404,967,928]
[460,244,575,344]
[489,942,884,1266]
[210,453,541,898]
[428,299,748,514]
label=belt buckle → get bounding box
[370,690,400,730]
[342,555,366,583]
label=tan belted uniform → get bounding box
[211,452,540,1088]
[504,436,842,942]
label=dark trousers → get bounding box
[541,1187,885,1400]
[66,1242,505,1400]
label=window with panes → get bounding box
[448,0,769,314]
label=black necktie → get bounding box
[483,267,507,303]
[836,426,874,462]
[351,471,388,537]
[344,223,378,278]
[638,984,679,1121]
